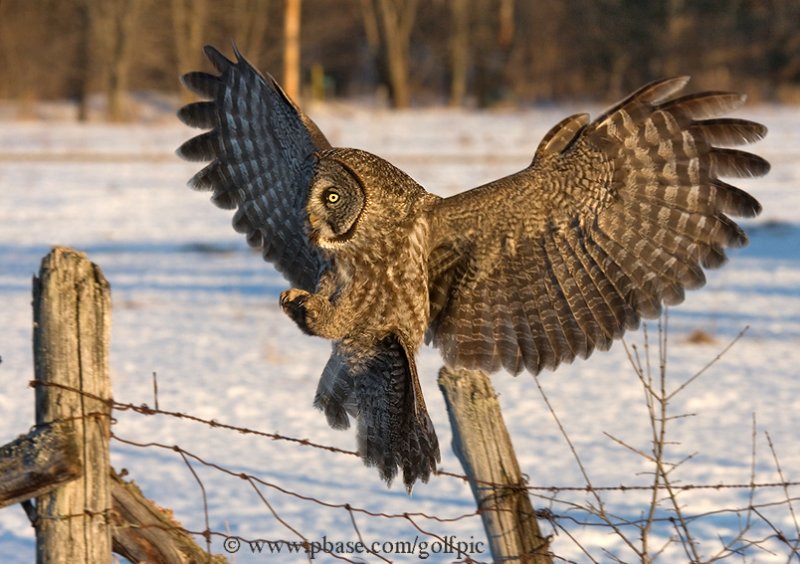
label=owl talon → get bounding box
[280,289,315,335]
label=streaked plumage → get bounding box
[178,45,768,491]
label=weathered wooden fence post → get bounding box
[438,367,552,563]
[32,247,113,563]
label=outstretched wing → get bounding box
[314,337,440,491]
[177,45,330,291]
[428,77,768,375]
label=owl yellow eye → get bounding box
[324,189,340,205]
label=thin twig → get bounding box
[152,371,159,411]
[765,431,800,555]
[177,449,213,557]
[346,504,391,563]
[666,325,749,401]
[533,374,640,556]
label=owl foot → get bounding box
[280,288,317,335]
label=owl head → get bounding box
[307,148,430,251]
[306,152,367,249]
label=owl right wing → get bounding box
[427,77,768,376]
[177,45,330,292]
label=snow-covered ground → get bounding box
[1,101,798,562]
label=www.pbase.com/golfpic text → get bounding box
[222,534,487,560]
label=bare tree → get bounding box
[102,0,142,121]
[172,0,208,101]
[74,0,95,122]
[0,1,799,111]
[448,0,470,107]
[498,0,514,49]
[663,0,689,79]
[283,0,302,102]
[373,0,418,108]
[232,0,270,66]
[0,1,39,115]
[472,0,503,107]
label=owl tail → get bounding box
[314,337,440,492]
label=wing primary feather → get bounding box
[203,44,235,73]
[710,179,762,217]
[177,101,217,129]
[180,71,219,99]
[176,130,218,162]
[709,148,771,178]
[660,91,747,118]
[594,77,691,126]
[690,118,768,146]
[533,113,590,161]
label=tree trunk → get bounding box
[232,0,270,66]
[105,0,142,122]
[283,0,302,102]
[375,0,418,108]
[449,0,470,107]
[75,0,94,122]
[32,247,113,564]
[172,0,208,102]
[498,0,515,49]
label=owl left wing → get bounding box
[177,45,330,292]
[427,77,768,375]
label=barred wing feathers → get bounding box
[428,77,768,375]
[177,45,330,292]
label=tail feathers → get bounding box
[313,337,440,492]
[313,345,355,430]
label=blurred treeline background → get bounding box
[1,0,799,121]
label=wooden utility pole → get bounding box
[439,367,552,563]
[32,247,113,563]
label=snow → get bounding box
[1,102,799,562]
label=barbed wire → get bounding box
[27,378,800,562]
[31,379,800,496]
[38,418,800,564]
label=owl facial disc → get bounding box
[307,158,366,248]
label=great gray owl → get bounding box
[178,45,768,491]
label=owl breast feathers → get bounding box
[178,45,768,491]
